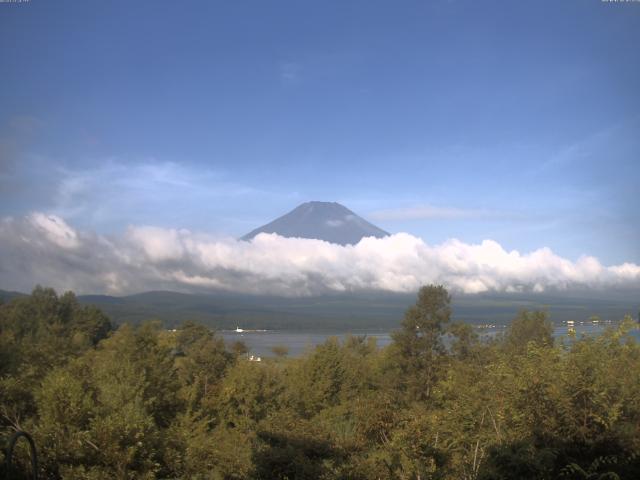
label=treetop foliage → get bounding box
[1,285,640,479]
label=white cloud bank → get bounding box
[1,213,639,297]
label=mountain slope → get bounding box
[0,289,27,303]
[72,290,640,331]
[242,201,389,245]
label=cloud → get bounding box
[326,219,344,227]
[28,213,80,249]
[279,62,301,83]
[37,159,271,230]
[1,213,639,297]
[369,205,497,222]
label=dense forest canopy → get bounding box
[1,285,639,479]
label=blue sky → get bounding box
[1,0,639,265]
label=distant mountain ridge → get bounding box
[242,201,389,245]
[4,288,637,331]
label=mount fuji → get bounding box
[241,201,389,245]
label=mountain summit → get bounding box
[241,201,389,245]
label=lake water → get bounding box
[221,321,640,358]
[221,329,395,357]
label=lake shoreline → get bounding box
[219,320,639,358]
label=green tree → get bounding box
[174,321,235,414]
[0,287,112,430]
[271,344,289,358]
[448,322,479,360]
[391,285,451,401]
[504,310,553,352]
[34,322,180,479]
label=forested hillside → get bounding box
[4,288,635,331]
[1,286,639,479]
